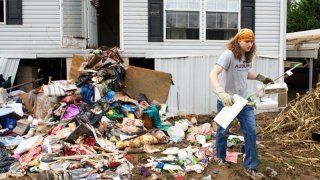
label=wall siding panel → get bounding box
[0,0,60,54]
[0,0,91,58]
[123,0,284,114]
[63,0,83,37]
[122,0,281,58]
[155,56,279,114]
[0,58,20,85]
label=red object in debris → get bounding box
[176,176,184,180]
[84,136,96,146]
[124,155,134,160]
[106,49,112,56]
[64,145,77,156]
[107,161,121,168]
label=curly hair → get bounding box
[226,36,256,63]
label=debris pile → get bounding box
[1,47,241,179]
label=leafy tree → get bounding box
[287,0,320,33]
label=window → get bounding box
[0,0,22,25]
[165,0,200,40]
[0,0,4,23]
[149,0,253,42]
[206,0,239,40]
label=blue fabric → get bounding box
[0,117,16,130]
[13,96,22,104]
[215,100,258,169]
[6,118,16,130]
[81,84,94,104]
[122,104,136,112]
[106,91,115,103]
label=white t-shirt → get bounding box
[216,50,252,98]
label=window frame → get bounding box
[163,0,241,42]
[164,0,202,42]
[0,0,6,24]
[204,0,241,41]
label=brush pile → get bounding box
[262,83,320,168]
[264,83,320,140]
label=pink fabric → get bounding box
[20,146,41,165]
[226,151,239,163]
[51,124,63,135]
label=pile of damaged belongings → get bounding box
[0,47,243,180]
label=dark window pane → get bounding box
[206,12,238,40]
[0,0,4,22]
[207,13,217,29]
[206,29,238,40]
[189,12,199,28]
[176,12,187,28]
[166,28,199,39]
[227,13,238,28]
[166,11,199,39]
[166,12,176,28]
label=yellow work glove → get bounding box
[215,87,235,107]
[255,74,274,85]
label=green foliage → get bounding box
[287,0,320,33]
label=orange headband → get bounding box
[236,28,255,41]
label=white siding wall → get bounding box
[123,0,283,114]
[0,58,20,85]
[122,0,281,58]
[0,0,91,58]
[155,55,279,114]
[0,0,61,54]
[255,0,280,56]
[63,0,83,37]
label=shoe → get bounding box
[244,169,265,179]
[218,159,231,167]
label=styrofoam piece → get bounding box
[264,83,288,94]
[214,94,248,129]
[255,98,278,110]
[167,126,185,139]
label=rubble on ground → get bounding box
[1,47,244,179]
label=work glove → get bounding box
[215,87,235,107]
[255,74,274,85]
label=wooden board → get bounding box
[123,66,172,104]
[34,92,60,119]
[69,55,84,81]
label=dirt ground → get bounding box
[4,90,319,180]
[128,112,320,180]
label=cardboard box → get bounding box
[13,119,31,136]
